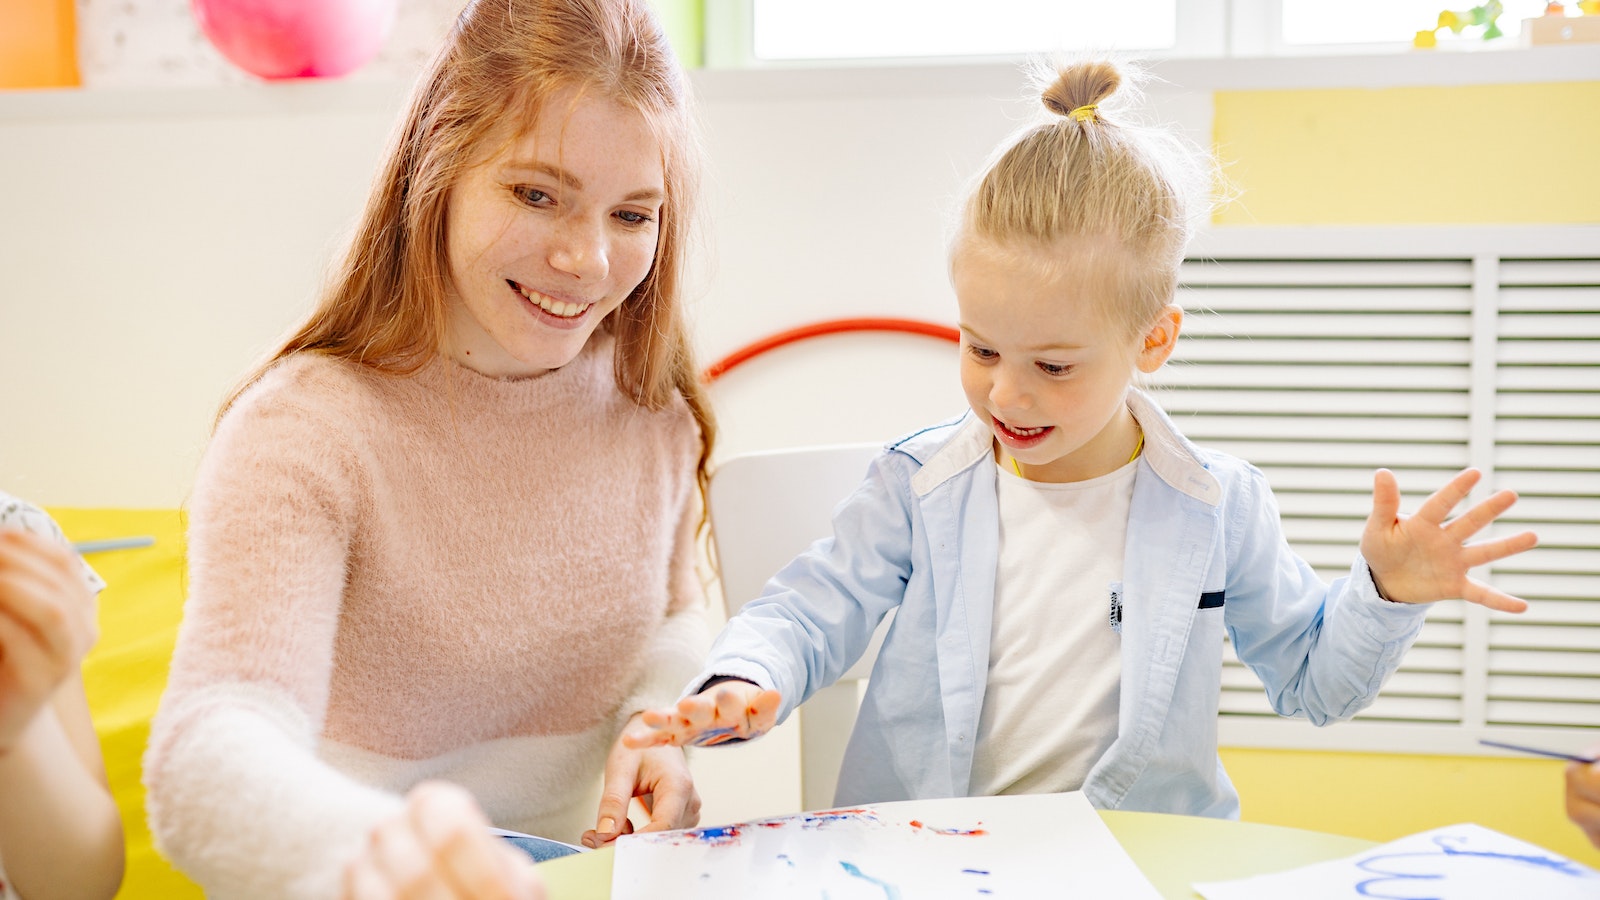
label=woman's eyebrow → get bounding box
[501,160,662,203]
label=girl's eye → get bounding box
[967,345,998,361]
[616,209,655,226]
[1037,361,1073,377]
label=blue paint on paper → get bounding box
[1353,834,1589,899]
[840,861,902,899]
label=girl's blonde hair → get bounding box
[221,0,716,497]
[960,58,1211,335]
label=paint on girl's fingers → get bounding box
[688,727,739,747]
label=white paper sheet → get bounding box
[612,791,1160,899]
[1193,822,1600,900]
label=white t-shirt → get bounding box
[969,458,1136,796]
[0,492,105,900]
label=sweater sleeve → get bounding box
[617,469,710,720]
[143,369,402,899]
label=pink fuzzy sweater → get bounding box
[144,333,707,898]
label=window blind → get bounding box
[1154,227,1600,755]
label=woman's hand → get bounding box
[1359,468,1538,612]
[0,530,99,752]
[621,681,781,750]
[1567,749,1600,850]
[583,713,704,848]
[343,781,544,900]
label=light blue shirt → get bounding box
[697,390,1428,817]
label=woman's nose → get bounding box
[548,216,608,281]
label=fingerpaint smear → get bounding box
[840,861,902,899]
[1354,833,1589,899]
[679,824,741,847]
[688,727,740,747]
[909,819,989,836]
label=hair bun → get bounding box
[1041,60,1122,121]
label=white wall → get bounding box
[2,49,1584,826]
[0,63,1216,507]
[0,65,1195,826]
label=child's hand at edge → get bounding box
[343,781,545,900]
[621,680,781,750]
[1360,467,1537,613]
[1567,747,1600,850]
[0,530,100,753]
[582,713,702,848]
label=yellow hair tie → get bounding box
[1069,103,1099,123]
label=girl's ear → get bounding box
[1136,305,1183,373]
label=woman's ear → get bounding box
[1136,305,1183,373]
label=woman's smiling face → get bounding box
[443,86,666,378]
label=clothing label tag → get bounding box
[1108,581,1123,634]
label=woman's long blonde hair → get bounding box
[222,0,716,495]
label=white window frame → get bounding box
[706,0,1548,67]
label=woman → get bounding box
[145,1,715,896]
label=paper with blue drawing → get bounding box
[611,791,1160,898]
[1193,822,1600,900]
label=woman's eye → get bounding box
[1038,362,1072,376]
[516,187,552,207]
[616,209,655,225]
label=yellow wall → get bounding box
[0,0,78,88]
[1213,82,1600,225]
[53,509,203,900]
[1222,747,1600,869]
[1215,76,1599,871]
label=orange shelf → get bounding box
[1,0,79,89]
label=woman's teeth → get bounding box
[518,284,590,318]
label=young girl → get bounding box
[0,493,125,900]
[627,60,1539,818]
[144,0,713,896]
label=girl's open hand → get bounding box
[1360,467,1537,612]
[621,681,781,749]
[0,529,99,752]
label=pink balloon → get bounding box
[192,0,399,80]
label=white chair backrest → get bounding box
[707,442,887,808]
[710,443,878,607]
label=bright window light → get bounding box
[751,0,1178,60]
[1281,0,1546,45]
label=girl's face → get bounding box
[952,238,1179,483]
[443,87,665,378]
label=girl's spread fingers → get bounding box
[1415,468,1480,524]
[1461,531,1539,568]
[1462,581,1529,614]
[1446,490,1519,540]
